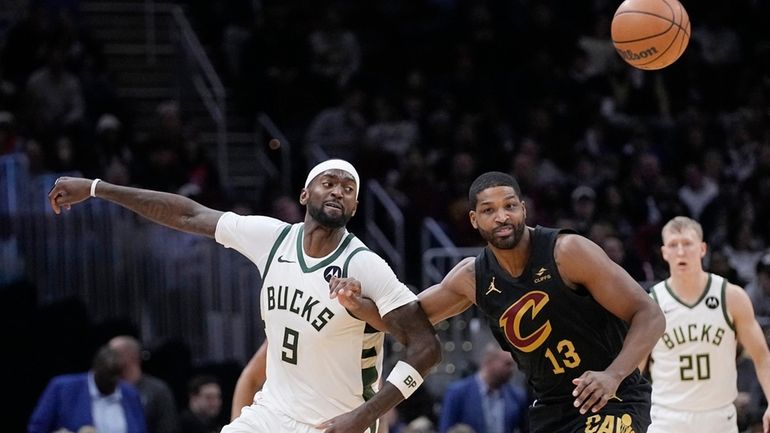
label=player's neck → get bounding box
[490,227,532,278]
[668,269,709,298]
[302,221,347,258]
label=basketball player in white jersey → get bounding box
[642,216,770,433]
[48,159,441,433]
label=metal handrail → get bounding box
[364,180,405,278]
[420,218,483,287]
[421,217,459,253]
[170,6,228,184]
[422,247,482,288]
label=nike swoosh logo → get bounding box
[277,256,295,263]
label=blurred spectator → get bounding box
[678,163,718,220]
[28,345,148,433]
[569,185,597,235]
[706,248,741,286]
[745,253,770,318]
[363,96,419,177]
[22,44,84,140]
[722,223,764,285]
[109,336,179,433]
[304,87,367,164]
[0,111,20,154]
[268,194,303,223]
[601,235,650,283]
[307,6,361,98]
[132,101,187,192]
[179,375,222,433]
[438,343,528,433]
[93,113,130,171]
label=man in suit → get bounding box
[439,343,529,433]
[28,345,148,433]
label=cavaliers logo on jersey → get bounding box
[498,291,552,352]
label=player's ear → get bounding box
[700,241,707,258]
[351,200,358,217]
[469,210,478,229]
[299,189,308,205]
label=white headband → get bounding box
[304,159,360,199]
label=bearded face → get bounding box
[302,170,358,229]
[470,186,527,250]
[307,199,353,229]
[477,217,527,249]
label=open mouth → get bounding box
[494,225,513,236]
[324,201,343,211]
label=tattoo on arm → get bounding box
[102,185,221,237]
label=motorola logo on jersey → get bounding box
[705,296,719,309]
[499,291,552,353]
[324,265,342,282]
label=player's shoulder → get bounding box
[724,279,751,307]
[442,257,476,288]
[553,231,593,253]
[455,256,476,275]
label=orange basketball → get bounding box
[611,0,691,70]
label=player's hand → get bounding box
[47,177,93,214]
[329,276,363,311]
[316,407,373,433]
[571,370,622,415]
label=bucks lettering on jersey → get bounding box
[259,224,385,427]
[649,274,737,411]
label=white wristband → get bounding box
[386,361,423,399]
[90,178,101,197]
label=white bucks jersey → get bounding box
[256,223,415,426]
[649,274,737,411]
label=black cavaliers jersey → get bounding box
[474,226,649,406]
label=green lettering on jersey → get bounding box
[267,286,275,309]
[312,307,334,331]
[289,289,303,314]
[713,328,724,345]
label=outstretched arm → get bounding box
[48,177,223,238]
[231,341,268,420]
[330,258,477,331]
[556,234,665,415]
[728,283,770,433]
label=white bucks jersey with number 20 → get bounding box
[256,223,416,426]
[649,273,737,411]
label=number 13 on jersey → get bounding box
[544,339,581,374]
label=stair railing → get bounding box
[170,6,228,185]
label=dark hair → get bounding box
[468,171,522,209]
[188,375,219,395]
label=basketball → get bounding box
[611,0,691,70]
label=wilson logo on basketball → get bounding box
[617,47,658,61]
[498,291,552,353]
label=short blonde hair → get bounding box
[661,216,703,241]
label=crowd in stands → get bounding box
[2,0,770,432]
